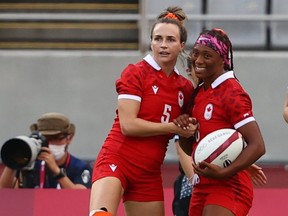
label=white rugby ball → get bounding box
[193,128,245,168]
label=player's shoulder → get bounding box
[122,60,151,76]
[127,58,149,69]
[221,78,252,106]
[224,77,243,89]
[220,77,248,96]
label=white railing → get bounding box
[1,3,288,52]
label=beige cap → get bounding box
[30,112,75,135]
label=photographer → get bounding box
[0,112,92,189]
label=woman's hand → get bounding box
[247,164,267,186]
[193,161,268,185]
[37,147,60,175]
[192,161,225,179]
[174,114,198,130]
[174,117,198,138]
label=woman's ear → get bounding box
[66,134,74,144]
[180,42,185,53]
[220,59,225,69]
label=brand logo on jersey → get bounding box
[152,85,159,94]
[204,103,213,120]
[81,169,91,184]
[109,164,117,172]
[178,91,184,107]
[243,113,249,118]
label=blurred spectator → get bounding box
[0,112,92,189]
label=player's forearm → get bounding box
[120,118,177,137]
[57,176,87,189]
[177,143,194,178]
[0,167,17,188]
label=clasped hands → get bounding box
[173,114,198,138]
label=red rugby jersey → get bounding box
[103,54,193,169]
[191,71,255,186]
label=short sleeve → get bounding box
[115,64,143,98]
[224,85,253,126]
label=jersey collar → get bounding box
[211,70,235,89]
[143,54,180,75]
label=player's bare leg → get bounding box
[90,177,124,216]
[125,201,165,216]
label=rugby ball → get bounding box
[193,128,245,168]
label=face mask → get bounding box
[49,144,66,160]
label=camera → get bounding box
[0,132,48,170]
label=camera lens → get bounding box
[1,138,32,169]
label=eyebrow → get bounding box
[154,33,177,37]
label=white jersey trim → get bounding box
[212,70,235,88]
[118,94,141,102]
[234,117,255,129]
[143,54,180,75]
